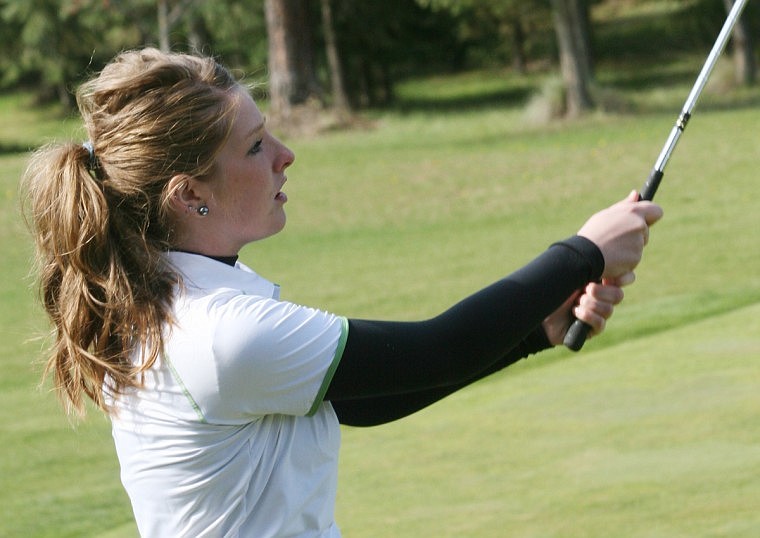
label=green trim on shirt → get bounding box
[307,316,349,417]
[164,354,208,424]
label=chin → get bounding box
[257,219,287,241]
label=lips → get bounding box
[275,177,287,202]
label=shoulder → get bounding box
[210,295,345,364]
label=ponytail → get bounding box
[23,142,174,416]
[23,48,240,417]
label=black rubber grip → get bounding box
[640,168,663,201]
[563,318,591,352]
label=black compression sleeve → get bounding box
[332,328,550,426]
[325,235,603,405]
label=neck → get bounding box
[172,249,239,267]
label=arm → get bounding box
[325,236,603,404]
[324,193,662,425]
[331,327,550,426]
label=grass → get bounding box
[336,304,760,537]
[0,93,83,151]
[2,40,759,537]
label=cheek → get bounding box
[238,182,275,222]
[217,164,272,211]
[221,169,256,202]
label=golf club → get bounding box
[564,0,750,351]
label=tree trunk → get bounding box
[187,10,210,53]
[320,0,350,115]
[265,0,320,120]
[157,0,170,52]
[294,1,321,103]
[265,0,293,118]
[510,17,527,74]
[157,0,198,53]
[551,0,594,117]
[574,0,594,79]
[723,0,755,86]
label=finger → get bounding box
[604,272,635,288]
[572,304,607,336]
[585,281,625,305]
[577,293,616,319]
[636,201,664,226]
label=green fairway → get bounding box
[336,304,760,537]
[1,60,759,536]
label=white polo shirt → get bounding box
[109,252,349,537]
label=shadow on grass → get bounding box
[392,85,534,114]
[600,62,699,92]
[0,141,34,155]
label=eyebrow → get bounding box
[245,118,266,140]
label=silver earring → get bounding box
[197,205,209,216]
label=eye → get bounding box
[248,139,263,155]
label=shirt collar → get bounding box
[165,251,280,299]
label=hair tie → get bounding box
[82,141,100,176]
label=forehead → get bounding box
[230,89,264,137]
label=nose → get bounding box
[274,138,295,172]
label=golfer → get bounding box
[23,48,662,537]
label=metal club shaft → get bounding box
[640,0,750,201]
[564,0,750,351]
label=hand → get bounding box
[542,278,628,346]
[577,191,664,280]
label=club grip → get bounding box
[563,318,591,351]
[564,169,661,352]
[640,168,663,201]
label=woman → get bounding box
[23,48,662,537]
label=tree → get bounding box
[550,0,594,117]
[0,0,128,105]
[416,0,551,73]
[157,0,199,52]
[723,0,755,86]
[331,0,464,107]
[193,0,268,73]
[0,0,273,106]
[320,0,349,115]
[264,0,320,120]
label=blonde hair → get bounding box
[22,48,242,416]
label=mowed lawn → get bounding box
[1,65,758,536]
[336,305,760,537]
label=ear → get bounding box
[167,174,209,215]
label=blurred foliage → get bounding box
[0,0,270,104]
[0,0,757,108]
[418,0,555,68]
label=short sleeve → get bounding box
[166,292,348,423]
